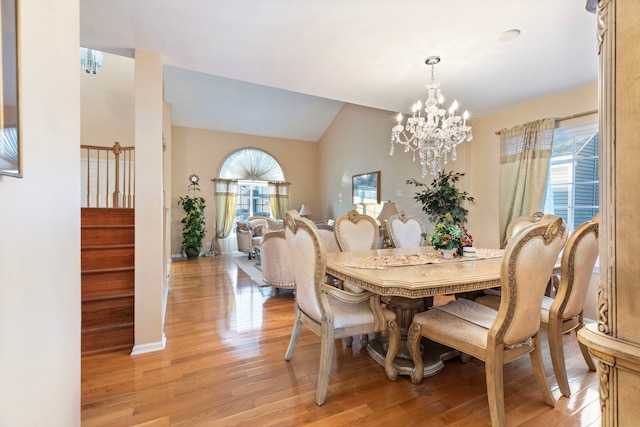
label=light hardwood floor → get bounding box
[81,254,601,426]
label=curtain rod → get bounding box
[556,109,598,122]
[494,110,598,135]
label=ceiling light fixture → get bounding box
[390,56,472,177]
[498,29,521,42]
[80,47,103,74]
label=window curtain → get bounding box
[212,178,238,254]
[498,118,555,248]
[268,181,290,219]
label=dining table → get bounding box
[325,246,560,378]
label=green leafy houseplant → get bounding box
[406,171,475,255]
[178,174,206,259]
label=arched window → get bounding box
[219,148,285,181]
[218,148,288,220]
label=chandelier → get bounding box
[80,47,103,74]
[390,56,472,177]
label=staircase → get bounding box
[81,208,135,355]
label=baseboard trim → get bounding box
[130,334,166,356]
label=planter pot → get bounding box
[441,248,457,259]
[185,245,201,260]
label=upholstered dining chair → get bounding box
[260,230,295,295]
[387,211,426,248]
[477,216,599,397]
[541,215,599,397]
[389,215,566,427]
[316,224,340,253]
[334,210,380,252]
[283,211,394,406]
[333,210,379,295]
[504,211,544,246]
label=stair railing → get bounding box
[81,142,135,208]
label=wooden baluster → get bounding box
[112,142,121,208]
[96,149,100,207]
[127,149,132,208]
[85,147,90,207]
[106,149,110,208]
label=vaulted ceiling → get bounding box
[80,0,597,142]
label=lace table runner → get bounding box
[343,248,504,270]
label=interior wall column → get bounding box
[132,49,166,354]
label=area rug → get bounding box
[235,256,264,285]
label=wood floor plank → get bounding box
[81,254,601,426]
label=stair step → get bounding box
[82,227,134,246]
[81,208,134,226]
[82,267,134,299]
[81,246,134,270]
[81,324,134,355]
[82,296,134,329]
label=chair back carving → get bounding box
[493,215,567,346]
[284,211,326,321]
[553,215,599,320]
[504,211,544,246]
[388,211,426,248]
[334,210,379,252]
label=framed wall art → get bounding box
[0,0,20,177]
[352,171,380,205]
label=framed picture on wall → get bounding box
[352,171,380,204]
[0,0,21,177]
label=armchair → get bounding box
[260,230,295,295]
[236,215,269,259]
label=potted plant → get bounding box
[406,170,475,255]
[178,174,206,259]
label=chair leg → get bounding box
[284,307,302,361]
[407,323,424,385]
[345,336,354,347]
[485,347,505,427]
[548,320,571,397]
[316,323,335,406]
[385,319,400,381]
[530,333,556,408]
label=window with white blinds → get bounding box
[544,120,599,232]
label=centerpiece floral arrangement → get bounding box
[429,212,473,254]
[407,170,475,256]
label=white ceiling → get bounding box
[80,0,598,142]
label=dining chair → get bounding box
[390,215,566,427]
[504,211,544,246]
[283,210,394,406]
[334,209,380,252]
[334,210,379,294]
[478,216,599,397]
[387,211,426,248]
[541,215,599,396]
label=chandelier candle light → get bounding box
[80,47,104,74]
[390,56,473,177]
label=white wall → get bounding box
[81,52,134,147]
[0,1,81,425]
